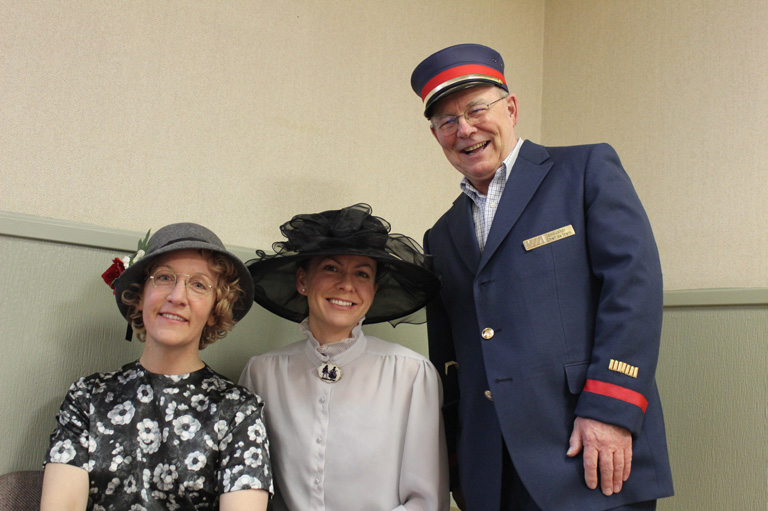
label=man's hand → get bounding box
[566,417,632,496]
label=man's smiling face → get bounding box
[430,85,519,195]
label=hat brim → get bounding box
[424,79,508,118]
[114,241,254,323]
[247,248,440,325]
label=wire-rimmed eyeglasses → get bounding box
[430,96,507,135]
[148,268,214,298]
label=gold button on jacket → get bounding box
[481,328,494,339]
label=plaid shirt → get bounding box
[460,138,524,252]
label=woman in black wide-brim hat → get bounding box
[41,223,272,511]
[239,204,449,511]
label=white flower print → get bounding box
[117,369,139,385]
[202,434,217,450]
[247,422,266,443]
[222,468,233,490]
[173,415,201,441]
[219,432,233,451]
[107,401,136,425]
[95,421,114,435]
[137,418,161,454]
[165,401,177,421]
[136,384,153,403]
[185,476,205,491]
[104,477,121,495]
[45,362,272,508]
[109,453,126,472]
[191,394,209,412]
[152,463,178,491]
[243,446,264,468]
[231,474,263,491]
[168,373,190,384]
[109,445,131,473]
[124,475,138,494]
[214,420,228,439]
[184,451,207,471]
[49,439,76,463]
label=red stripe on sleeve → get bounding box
[421,64,506,100]
[583,379,648,413]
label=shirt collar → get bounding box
[300,317,367,365]
[460,137,524,198]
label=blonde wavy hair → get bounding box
[120,250,244,349]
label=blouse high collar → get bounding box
[301,318,368,367]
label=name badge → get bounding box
[523,225,575,251]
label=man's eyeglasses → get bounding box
[148,268,214,298]
[430,96,507,135]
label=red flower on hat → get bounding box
[102,258,126,292]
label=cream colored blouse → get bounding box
[239,320,449,511]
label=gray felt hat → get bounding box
[113,222,254,322]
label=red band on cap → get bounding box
[420,64,506,101]
[583,379,648,413]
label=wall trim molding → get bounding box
[2,210,767,306]
[0,210,256,262]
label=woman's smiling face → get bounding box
[297,254,378,344]
[140,249,217,353]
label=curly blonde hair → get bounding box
[120,250,244,349]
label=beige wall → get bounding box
[1,1,767,511]
[0,0,543,251]
[542,0,768,289]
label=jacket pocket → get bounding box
[563,361,589,394]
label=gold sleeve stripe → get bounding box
[608,359,639,378]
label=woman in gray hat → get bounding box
[239,204,449,511]
[41,223,272,511]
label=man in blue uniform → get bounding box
[410,44,673,511]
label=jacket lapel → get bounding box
[478,141,553,274]
[445,194,482,273]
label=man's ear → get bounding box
[505,93,519,126]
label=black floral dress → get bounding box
[45,361,272,510]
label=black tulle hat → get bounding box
[246,204,440,325]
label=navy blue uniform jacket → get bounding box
[424,141,673,511]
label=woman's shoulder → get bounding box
[199,366,264,405]
[245,339,305,364]
[364,336,430,363]
[69,360,141,391]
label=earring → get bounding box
[302,287,306,292]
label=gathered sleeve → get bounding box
[44,377,92,470]
[396,359,450,511]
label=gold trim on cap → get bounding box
[424,74,505,108]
